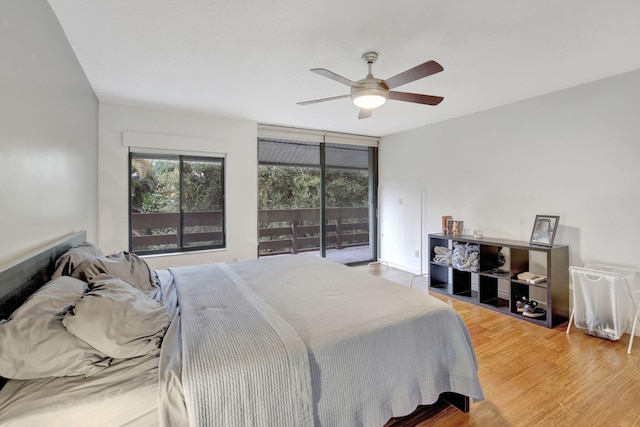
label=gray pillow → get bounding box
[71,251,158,297]
[0,276,111,380]
[52,242,104,278]
[63,275,169,360]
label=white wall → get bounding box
[98,103,258,270]
[380,69,640,270]
[0,0,98,266]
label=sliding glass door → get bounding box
[258,140,321,257]
[323,143,375,263]
[258,137,377,264]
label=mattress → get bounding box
[157,255,484,426]
[0,255,483,426]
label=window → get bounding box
[129,153,225,255]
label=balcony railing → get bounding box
[258,207,369,256]
[131,207,370,256]
[131,211,224,249]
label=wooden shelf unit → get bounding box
[428,233,569,328]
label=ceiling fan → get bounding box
[298,52,444,119]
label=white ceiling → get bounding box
[47,0,640,137]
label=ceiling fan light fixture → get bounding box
[353,94,387,109]
[351,87,388,109]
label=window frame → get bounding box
[129,151,226,255]
[257,138,377,264]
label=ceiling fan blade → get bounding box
[383,60,444,89]
[311,68,363,88]
[358,109,372,119]
[388,91,444,105]
[297,94,351,105]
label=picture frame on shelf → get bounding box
[446,219,464,237]
[529,215,559,246]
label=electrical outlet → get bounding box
[414,250,420,257]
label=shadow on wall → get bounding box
[556,225,581,267]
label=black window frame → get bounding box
[129,152,226,255]
[257,138,377,264]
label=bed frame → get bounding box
[0,230,471,415]
[0,230,86,320]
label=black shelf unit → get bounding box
[428,233,569,328]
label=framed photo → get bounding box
[529,215,559,246]
[446,219,464,237]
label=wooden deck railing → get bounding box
[131,211,224,249]
[131,207,370,255]
[258,207,370,255]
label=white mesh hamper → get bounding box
[567,266,637,343]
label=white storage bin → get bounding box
[568,266,635,341]
[567,262,640,353]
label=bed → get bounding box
[0,231,484,426]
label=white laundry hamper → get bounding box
[567,264,640,354]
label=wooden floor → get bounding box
[356,264,640,426]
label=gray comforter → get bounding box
[160,255,484,426]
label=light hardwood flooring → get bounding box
[356,264,640,426]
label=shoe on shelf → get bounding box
[522,300,546,318]
[515,295,527,313]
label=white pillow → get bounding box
[63,275,169,359]
[0,276,112,380]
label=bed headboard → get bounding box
[0,231,87,320]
